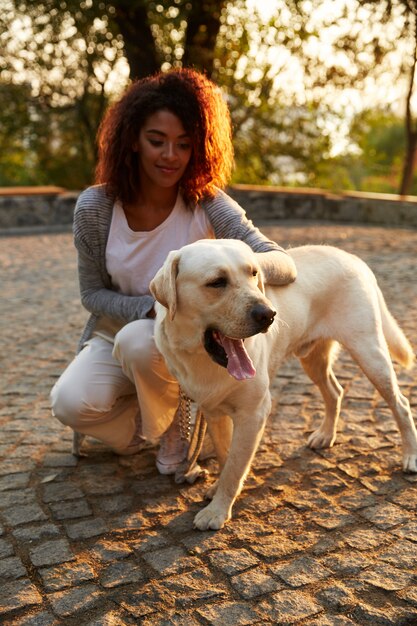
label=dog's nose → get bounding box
[251,303,276,329]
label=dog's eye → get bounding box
[206,277,227,288]
[252,270,258,277]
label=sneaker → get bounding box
[156,416,188,475]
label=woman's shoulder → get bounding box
[73,184,115,249]
[75,184,113,214]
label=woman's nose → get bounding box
[162,143,176,159]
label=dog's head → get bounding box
[150,239,276,380]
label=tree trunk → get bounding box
[182,0,226,76]
[113,1,160,79]
[399,11,417,195]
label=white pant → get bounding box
[50,320,179,451]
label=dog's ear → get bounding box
[150,251,180,321]
[257,268,265,294]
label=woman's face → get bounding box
[135,109,192,191]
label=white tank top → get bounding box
[106,194,214,296]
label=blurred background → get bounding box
[1,0,417,196]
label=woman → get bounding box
[50,68,296,474]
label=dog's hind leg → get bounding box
[300,339,344,449]
[347,335,417,473]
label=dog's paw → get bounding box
[403,453,417,473]
[307,427,336,449]
[193,503,230,531]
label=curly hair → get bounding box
[95,68,234,205]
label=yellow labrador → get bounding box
[150,239,417,530]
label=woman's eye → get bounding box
[149,139,163,147]
[207,277,227,288]
[178,143,191,150]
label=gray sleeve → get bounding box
[201,189,297,284]
[76,247,155,322]
[73,192,154,323]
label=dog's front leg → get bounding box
[193,405,268,531]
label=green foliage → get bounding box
[2,0,417,195]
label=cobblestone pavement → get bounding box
[1,221,417,626]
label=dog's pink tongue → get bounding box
[218,335,256,380]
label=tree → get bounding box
[316,0,417,195]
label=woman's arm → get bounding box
[201,189,297,285]
[76,247,155,322]
[73,187,155,322]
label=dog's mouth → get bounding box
[204,329,256,381]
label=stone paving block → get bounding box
[321,550,373,576]
[359,502,412,529]
[129,530,171,554]
[0,555,27,579]
[208,548,259,575]
[378,539,417,569]
[391,521,417,541]
[343,526,391,550]
[141,613,201,626]
[100,559,145,588]
[115,583,176,618]
[142,545,202,576]
[109,511,146,531]
[94,493,134,514]
[80,475,126,496]
[2,503,48,526]
[0,537,14,558]
[47,583,102,618]
[358,563,414,591]
[197,601,261,625]
[309,507,357,530]
[0,578,43,616]
[335,487,378,510]
[180,530,231,554]
[231,567,282,599]
[0,488,37,509]
[258,589,323,623]
[13,523,61,543]
[8,610,58,626]
[397,586,417,608]
[92,538,133,561]
[351,603,411,625]
[164,568,229,609]
[64,517,108,539]
[41,481,85,502]
[39,559,96,591]
[48,498,92,520]
[270,555,332,587]
[29,538,74,567]
[315,583,357,611]
[83,611,137,626]
[0,472,31,491]
[249,532,300,558]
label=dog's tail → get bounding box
[378,286,415,369]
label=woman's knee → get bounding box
[50,381,85,428]
[113,320,157,372]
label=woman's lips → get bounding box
[157,165,179,174]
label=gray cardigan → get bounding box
[73,184,295,350]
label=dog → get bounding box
[149,239,417,530]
